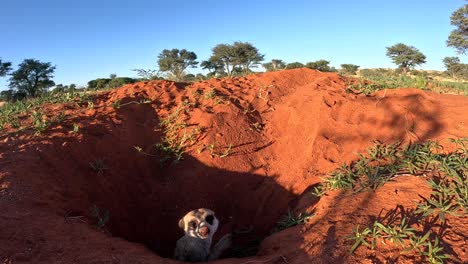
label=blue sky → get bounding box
[0,0,465,89]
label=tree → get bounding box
[157,49,198,81]
[447,3,468,54]
[209,44,236,77]
[232,41,264,74]
[443,56,468,79]
[87,77,136,90]
[200,59,225,77]
[263,59,286,72]
[305,60,336,72]
[340,64,360,75]
[9,59,56,97]
[209,42,264,77]
[386,43,426,73]
[0,58,12,77]
[285,62,304,69]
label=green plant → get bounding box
[423,237,450,264]
[89,205,109,229]
[204,88,217,99]
[31,110,49,134]
[89,159,108,175]
[275,210,314,232]
[72,123,80,133]
[348,225,372,254]
[317,141,443,195]
[373,218,416,246]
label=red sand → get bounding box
[0,68,467,263]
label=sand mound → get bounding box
[0,68,467,263]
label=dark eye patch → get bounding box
[188,220,197,229]
[206,215,214,225]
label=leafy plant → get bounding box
[275,210,314,232]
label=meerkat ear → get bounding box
[178,218,185,230]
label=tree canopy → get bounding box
[447,3,468,54]
[443,56,468,79]
[340,64,360,75]
[157,49,198,81]
[305,60,336,72]
[9,59,56,97]
[209,42,264,76]
[200,59,226,77]
[263,59,286,72]
[386,43,426,73]
[0,58,12,77]
[285,62,304,69]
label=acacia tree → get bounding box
[9,59,56,97]
[209,44,237,76]
[200,59,225,77]
[232,41,264,74]
[443,57,468,79]
[209,42,264,77]
[447,3,468,54]
[305,60,336,72]
[0,58,12,77]
[285,62,304,69]
[157,49,198,81]
[263,59,286,71]
[386,43,426,73]
[340,64,360,75]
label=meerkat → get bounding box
[174,208,232,262]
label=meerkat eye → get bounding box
[205,215,214,225]
[188,220,197,229]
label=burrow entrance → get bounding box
[79,153,298,259]
[59,98,300,260]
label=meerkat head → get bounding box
[178,208,219,240]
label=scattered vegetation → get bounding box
[152,106,202,166]
[0,89,90,133]
[314,138,467,263]
[348,69,468,95]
